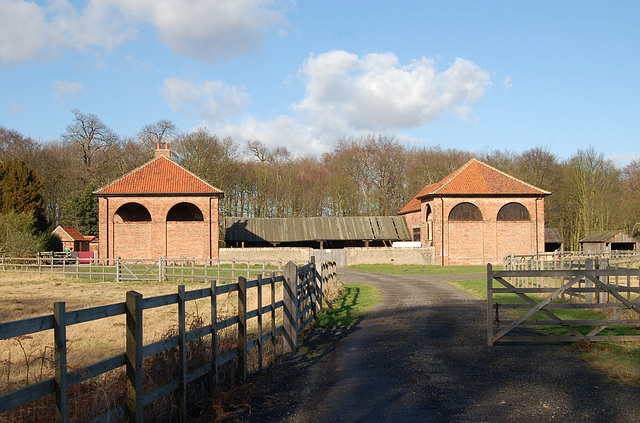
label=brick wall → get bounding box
[410,196,545,266]
[98,195,220,260]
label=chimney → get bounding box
[155,142,171,159]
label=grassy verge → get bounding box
[314,283,382,328]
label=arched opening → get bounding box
[449,202,482,221]
[497,203,530,221]
[114,203,151,222]
[167,202,204,221]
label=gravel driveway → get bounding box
[244,268,640,422]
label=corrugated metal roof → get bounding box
[579,231,637,243]
[225,216,411,243]
[544,228,563,244]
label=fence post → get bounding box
[116,257,121,283]
[283,261,299,353]
[237,276,247,383]
[54,302,68,423]
[257,275,263,372]
[177,285,187,422]
[211,280,219,389]
[270,271,276,365]
[126,291,144,422]
[487,264,494,347]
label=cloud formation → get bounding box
[53,80,83,99]
[294,51,492,132]
[0,0,288,65]
[172,51,492,156]
[161,78,250,123]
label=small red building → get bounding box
[94,144,224,260]
[52,225,96,252]
[399,158,550,265]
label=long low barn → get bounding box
[224,216,412,248]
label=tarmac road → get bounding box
[245,268,640,423]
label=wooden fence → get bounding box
[0,255,308,283]
[0,259,337,422]
[488,260,640,346]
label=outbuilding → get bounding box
[399,158,550,265]
[579,231,638,253]
[94,144,224,260]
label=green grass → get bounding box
[315,283,382,328]
[349,263,496,275]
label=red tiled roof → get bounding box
[418,159,550,198]
[398,182,439,215]
[54,226,95,242]
[398,159,550,214]
[94,156,223,196]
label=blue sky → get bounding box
[1,1,638,166]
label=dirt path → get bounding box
[244,268,640,422]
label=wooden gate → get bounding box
[116,258,163,282]
[487,260,640,346]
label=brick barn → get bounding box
[399,158,550,265]
[94,144,224,260]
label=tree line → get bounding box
[1,109,638,254]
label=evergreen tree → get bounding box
[60,183,99,236]
[0,160,48,232]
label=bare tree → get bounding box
[137,120,177,150]
[61,109,119,181]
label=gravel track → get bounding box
[243,268,640,422]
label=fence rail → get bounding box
[0,258,337,422]
[0,255,308,283]
[488,260,640,346]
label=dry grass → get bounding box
[0,272,281,394]
[1,268,341,421]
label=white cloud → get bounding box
[52,80,83,98]
[0,0,288,65]
[116,0,288,62]
[608,153,640,169]
[294,51,492,132]
[161,78,250,123]
[504,76,512,89]
[169,50,492,157]
[217,116,326,157]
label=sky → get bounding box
[1,1,639,166]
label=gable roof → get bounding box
[579,231,638,243]
[544,228,564,244]
[418,159,550,198]
[94,156,223,196]
[398,158,550,215]
[398,182,438,215]
[53,225,95,242]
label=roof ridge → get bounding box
[93,155,162,194]
[94,155,223,195]
[474,159,551,195]
[431,158,476,195]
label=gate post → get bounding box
[487,263,494,347]
[599,258,609,303]
[283,261,299,353]
[585,259,594,303]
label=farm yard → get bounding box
[241,266,640,423]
